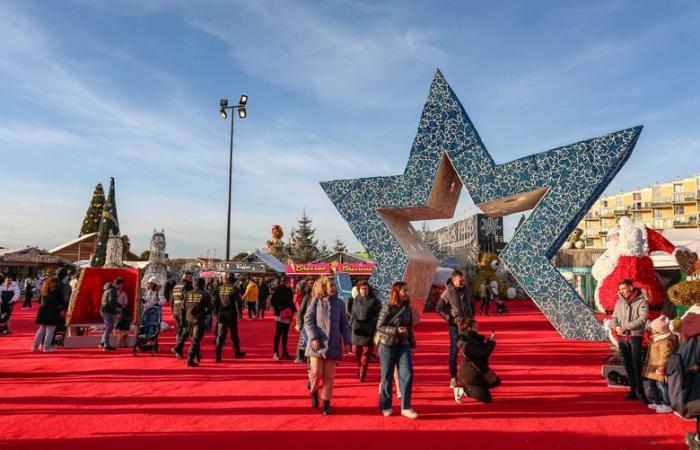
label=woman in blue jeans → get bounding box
[376,281,417,419]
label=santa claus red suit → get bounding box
[592,217,678,320]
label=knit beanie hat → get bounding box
[651,315,670,333]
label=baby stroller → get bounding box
[495,298,508,315]
[133,305,162,356]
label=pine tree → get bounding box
[91,177,120,267]
[79,183,105,236]
[331,237,347,254]
[318,240,330,259]
[292,211,319,262]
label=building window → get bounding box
[633,192,641,201]
[674,183,683,193]
[633,212,643,222]
[585,239,594,247]
[675,205,685,215]
[602,200,608,207]
[653,209,663,218]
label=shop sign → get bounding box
[2,253,60,264]
[216,261,268,273]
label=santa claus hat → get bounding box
[651,315,671,333]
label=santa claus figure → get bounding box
[592,217,680,319]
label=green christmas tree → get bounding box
[292,211,319,263]
[331,237,347,254]
[79,183,105,237]
[91,177,120,267]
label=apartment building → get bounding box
[579,173,700,249]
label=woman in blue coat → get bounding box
[304,276,352,416]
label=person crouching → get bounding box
[455,317,501,403]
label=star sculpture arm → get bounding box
[321,70,641,340]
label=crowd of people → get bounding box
[4,267,700,439]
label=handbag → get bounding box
[373,305,407,346]
[468,359,498,385]
[279,307,293,323]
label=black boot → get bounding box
[187,358,198,367]
[360,366,368,382]
[215,350,222,363]
[311,392,319,409]
[235,350,246,358]
[322,400,331,416]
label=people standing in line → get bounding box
[141,277,166,309]
[115,281,131,348]
[242,278,259,320]
[170,271,193,355]
[99,277,123,351]
[349,280,381,382]
[610,279,649,402]
[257,278,270,319]
[271,276,296,360]
[173,278,213,367]
[22,277,34,309]
[31,276,65,352]
[213,273,246,362]
[376,281,417,419]
[304,276,352,416]
[294,281,312,364]
[454,317,500,403]
[643,315,677,414]
[436,270,473,389]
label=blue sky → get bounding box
[1,0,699,257]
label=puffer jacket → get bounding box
[436,284,473,326]
[375,302,415,348]
[643,332,678,382]
[610,288,649,337]
[100,283,119,315]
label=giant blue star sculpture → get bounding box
[321,70,641,340]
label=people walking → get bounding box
[271,276,296,360]
[436,270,473,389]
[294,281,312,364]
[348,280,381,382]
[455,317,500,403]
[242,278,259,320]
[257,278,270,319]
[304,276,352,415]
[31,276,65,352]
[214,273,246,362]
[99,277,123,351]
[173,278,213,367]
[170,271,193,355]
[610,279,649,402]
[0,275,21,335]
[376,281,417,419]
[141,277,166,309]
[22,277,34,309]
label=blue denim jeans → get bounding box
[101,313,116,348]
[448,325,458,379]
[645,379,670,406]
[378,343,413,411]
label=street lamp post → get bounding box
[219,95,248,261]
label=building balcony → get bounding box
[651,197,673,207]
[583,229,599,238]
[584,211,600,220]
[600,208,615,217]
[614,206,630,214]
[598,229,608,235]
[631,202,652,210]
[673,193,697,203]
[652,218,675,229]
[674,216,698,227]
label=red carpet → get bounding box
[0,301,691,450]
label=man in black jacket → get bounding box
[174,278,213,367]
[214,273,246,362]
[170,271,193,356]
[99,277,123,351]
[436,270,473,388]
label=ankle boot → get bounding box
[215,350,222,363]
[311,392,319,409]
[322,400,331,416]
[360,366,368,382]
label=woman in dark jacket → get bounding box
[456,317,500,403]
[377,281,417,419]
[270,276,296,360]
[294,281,312,363]
[32,276,64,352]
[349,280,381,381]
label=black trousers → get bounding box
[216,312,241,354]
[175,322,205,360]
[619,336,644,395]
[480,296,491,315]
[274,321,290,355]
[23,294,32,308]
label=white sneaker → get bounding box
[401,408,418,419]
[382,409,393,417]
[647,403,659,410]
[656,405,672,414]
[43,348,54,353]
[453,387,464,404]
[450,377,457,388]
[396,390,402,399]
